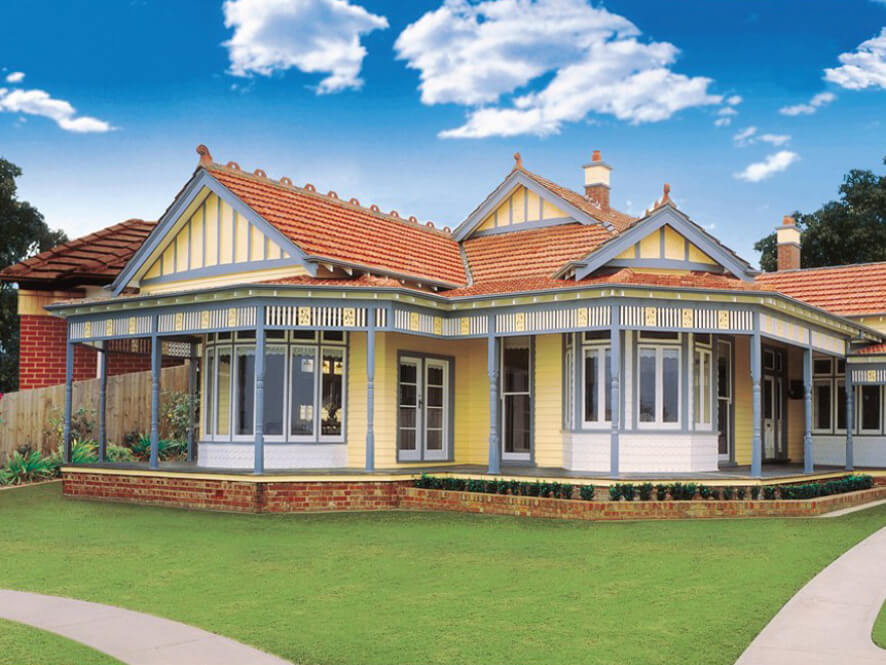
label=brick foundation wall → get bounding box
[62,470,886,519]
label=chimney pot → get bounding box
[776,215,801,271]
[592,149,602,162]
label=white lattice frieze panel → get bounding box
[69,315,151,340]
[266,305,367,328]
[394,308,437,335]
[811,329,846,355]
[496,306,609,334]
[621,305,752,332]
[760,314,810,346]
[375,307,387,329]
[851,367,886,384]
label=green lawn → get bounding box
[2,483,886,665]
[0,619,121,665]
[873,601,886,649]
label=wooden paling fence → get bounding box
[0,364,190,464]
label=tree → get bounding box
[755,156,886,272]
[0,158,67,392]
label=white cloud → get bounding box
[5,71,24,83]
[734,151,799,182]
[718,107,737,117]
[733,125,757,145]
[714,100,739,127]
[779,91,836,115]
[825,27,886,89]
[725,95,742,106]
[394,0,721,138]
[223,0,389,94]
[759,133,790,146]
[714,116,732,127]
[0,88,112,133]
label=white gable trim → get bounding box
[567,204,758,282]
[453,170,610,241]
[111,170,315,295]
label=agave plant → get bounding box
[130,434,186,462]
[0,450,52,485]
[45,438,99,476]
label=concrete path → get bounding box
[819,498,886,519]
[0,590,292,665]
[736,527,886,664]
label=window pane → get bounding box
[662,349,679,423]
[204,349,215,436]
[400,361,417,384]
[504,394,531,453]
[426,386,443,408]
[836,381,846,430]
[718,349,730,399]
[862,386,881,431]
[321,348,344,436]
[323,331,344,342]
[584,351,598,422]
[813,358,832,375]
[639,349,656,422]
[290,345,316,436]
[426,429,442,451]
[399,427,416,451]
[604,349,612,422]
[235,347,255,436]
[815,383,831,430]
[693,351,701,424]
[503,346,530,393]
[216,348,231,436]
[264,345,286,436]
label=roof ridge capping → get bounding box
[194,144,456,240]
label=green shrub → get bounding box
[620,484,636,501]
[750,486,760,500]
[45,439,99,476]
[161,391,192,443]
[106,445,135,463]
[415,473,432,488]
[638,483,653,501]
[723,486,735,500]
[579,485,595,501]
[467,479,484,492]
[737,487,747,500]
[655,484,668,501]
[560,483,574,499]
[608,485,621,502]
[670,483,697,500]
[129,434,186,462]
[46,407,95,450]
[698,485,712,500]
[527,481,541,497]
[0,450,52,485]
[710,487,721,500]
[763,486,777,500]
[496,479,509,495]
[509,479,520,495]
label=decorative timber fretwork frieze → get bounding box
[850,366,886,385]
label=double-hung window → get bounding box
[638,333,681,429]
[859,385,882,434]
[812,355,847,434]
[693,337,712,429]
[582,343,611,426]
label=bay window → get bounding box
[204,331,346,443]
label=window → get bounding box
[693,345,712,428]
[813,380,832,431]
[582,345,611,425]
[836,380,846,431]
[810,355,852,434]
[563,335,575,430]
[860,385,882,433]
[203,331,346,443]
[638,344,680,428]
[813,358,833,376]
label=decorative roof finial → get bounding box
[513,152,523,169]
[662,183,671,204]
[196,144,213,167]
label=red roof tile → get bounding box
[208,165,467,287]
[0,219,156,287]
[855,343,886,355]
[462,223,614,284]
[755,263,886,316]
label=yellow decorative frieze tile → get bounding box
[409,311,420,331]
[717,310,730,329]
[644,307,657,327]
[174,312,184,331]
[105,320,113,337]
[298,307,311,326]
[433,316,443,335]
[681,308,693,328]
[200,310,210,329]
[460,317,470,335]
[343,307,356,327]
[515,312,526,332]
[576,308,588,327]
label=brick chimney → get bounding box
[776,215,801,271]
[583,150,612,209]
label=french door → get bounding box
[717,340,732,462]
[398,356,450,461]
[501,337,532,462]
[763,375,784,460]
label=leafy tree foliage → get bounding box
[756,157,886,272]
[0,158,67,392]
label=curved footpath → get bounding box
[0,590,292,665]
[736,522,886,664]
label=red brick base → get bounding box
[62,470,886,519]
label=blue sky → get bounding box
[1,0,885,267]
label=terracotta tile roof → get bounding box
[445,268,760,298]
[0,219,156,288]
[462,223,614,284]
[755,263,886,316]
[519,167,636,231]
[263,273,411,290]
[208,165,467,287]
[854,343,886,355]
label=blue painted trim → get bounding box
[453,170,610,241]
[570,205,757,282]
[711,334,719,439]
[63,339,74,464]
[610,304,620,475]
[254,306,265,474]
[187,343,196,463]
[140,257,305,286]
[487,315,501,474]
[605,258,726,273]
[365,305,376,471]
[681,333,690,428]
[469,217,579,237]
[149,321,161,470]
[803,344,814,473]
[750,311,762,477]
[98,341,107,462]
[845,370,855,470]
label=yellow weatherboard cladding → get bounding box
[476,185,570,232]
[615,225,718,269]
[138,190,295,294]
[533,334,563,467]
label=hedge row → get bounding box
[414,474,595,501]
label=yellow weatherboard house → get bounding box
[41,145,886,478]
